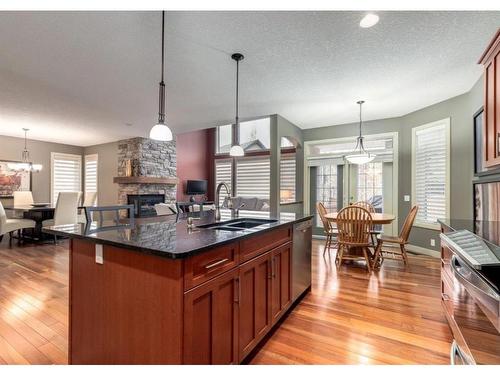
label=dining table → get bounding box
[325,212,396,225]
[4,203,85,242]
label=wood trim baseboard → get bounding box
[406,244,440,258]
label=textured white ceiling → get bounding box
[0,11,498,146]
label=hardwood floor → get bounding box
[0,238,451,364]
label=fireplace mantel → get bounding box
[113,176,178,185]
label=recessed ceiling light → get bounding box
[360,13,379,28]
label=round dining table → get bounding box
[325,212,396,225]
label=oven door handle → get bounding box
[451,255,500,301]
[450,340,473,365]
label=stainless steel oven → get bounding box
[440,229,500,364]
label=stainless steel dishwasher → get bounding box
[292,219,312,301]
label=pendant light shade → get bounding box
[8,129,43,172]
[149,11,173,142]
[229,52,245,157]
[229,145,244,157]
[150,123,173,141]
[344,101,376,165]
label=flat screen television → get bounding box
[186,180,207,195]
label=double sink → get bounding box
[197,218,278,231]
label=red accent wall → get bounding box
[176,128,214,201]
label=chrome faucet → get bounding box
[215,182,230,221]
[233,203,245,218]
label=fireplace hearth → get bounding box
[127,194,165,218]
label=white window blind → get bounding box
[280,152,296,203]
[236,156,270,199]
[84,154,98,195]
[51,152,82,204]
[412,119,450,228]
[215,159,232,205]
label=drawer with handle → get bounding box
[184,243,240,290]
[240,226,292,263]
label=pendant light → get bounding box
[149,11,173,142]
[8,128,43,172]
[229,53,245,157]
[344,101,376,165]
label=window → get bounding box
[236,156,270,200]
[51,152,82,204]
[357,162,383,211]
[316,164,338,226]
[215,159,232,206]
[280,152,296,203]
[239,118,270,150]
[412,118,450,229]
[84,154,98,198]
[216,124,232,154]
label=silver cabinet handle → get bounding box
[234,276,240,304]
[205,258,229,269]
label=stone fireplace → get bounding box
[115,137,177,212]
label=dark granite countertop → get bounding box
[43,210,312,259]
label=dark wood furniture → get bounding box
[440,221,500,364]
[479,28,500,168]
[69,224,305,364]
[4,204,55,241]
[373,205,418,267]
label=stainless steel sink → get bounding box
[197,218,277,231]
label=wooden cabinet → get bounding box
[271,242,292,323]
[69,223,307,364]
[183,237,293,364]
[238,251,273,360]
[183,269,239,364]
[479,29,500,167]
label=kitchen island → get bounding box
[44,210,313,364]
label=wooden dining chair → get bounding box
[353,201,382,246]
[336,205,373,272]
[373,205,419,267]
[316,202,338,257]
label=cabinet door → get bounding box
[271,242,292,323]
[482,32,500,167]
[238,251,272,361]
[183,269,239,364]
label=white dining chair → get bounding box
[43,192,80,243]
[13,191,34,206]
[78,191,98,223]
[0,201,36,246]
[12,191,35,218]
[82,191,97,207]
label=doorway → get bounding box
[305,133,398,237]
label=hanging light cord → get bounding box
[158,11,166,124]
[235,58,239,127]
[357,101,366,153]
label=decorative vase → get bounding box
[125,159,132,177]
